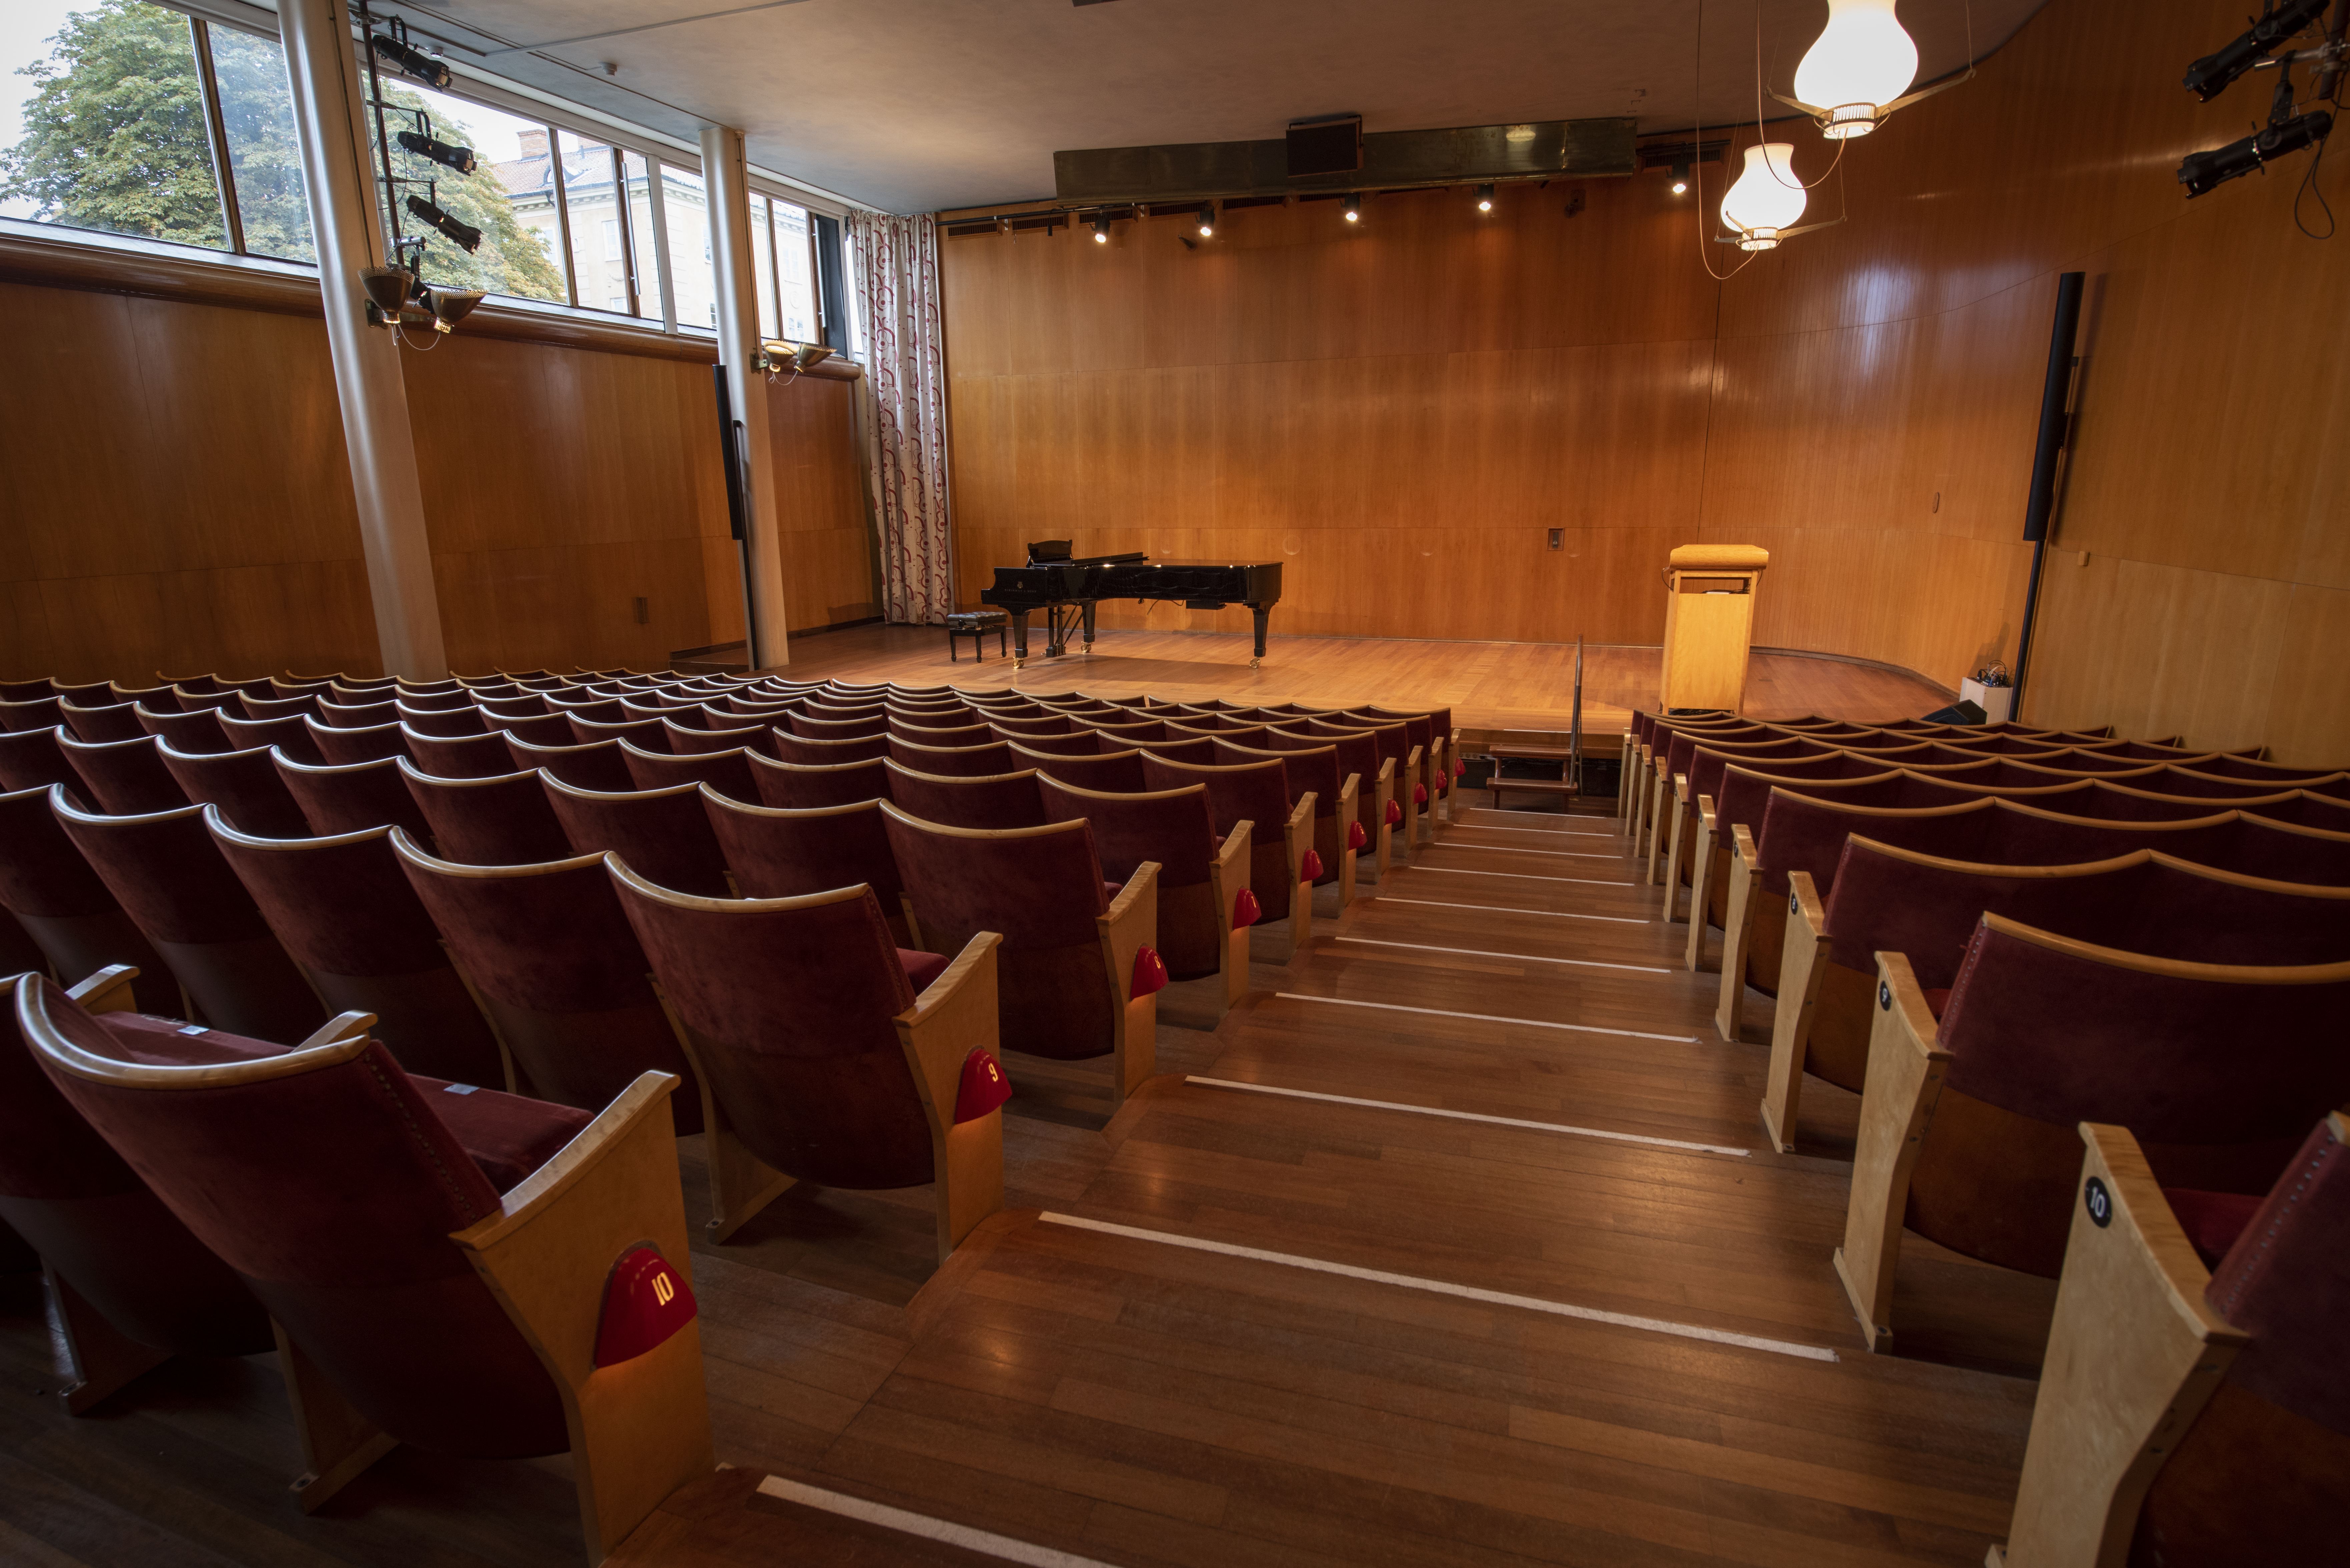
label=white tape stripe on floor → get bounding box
[1186,1075,1749,1155]
[1038,1213,1832,1362]
[1403,865,1636,888]
[1370,896,1645,925]
[1273,990,1697,1043]
[1334,935,1669,974]
[1430,842,1624,860]
[754,1476,1121,1567]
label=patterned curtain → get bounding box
[845,212,955,625]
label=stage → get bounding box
[745,623,1955,738]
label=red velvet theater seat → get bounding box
[503,732,635,793]
[13,971,713,1551]
[398,760,573,867]
[394,832,705,1136]
[1040,777,1252,1021]
[216,712,324,764]
[542,775,731,899]
[1221,734,1359,904]
[135,703,228,755]
[620,739,758,804]
[770,730,889,767]
[0,786,180,1015]
[273,751,434,843]
[52,790,325,1042]
[885,736,1017,779]
[401,726,514,780]
[156,740,312,839]
[880,804,1158,1108]
[0,723,85,794]
[703,793,916,947]
[1008,743,1147,793]
[205,811,506,1085]
[1140,753,1314,959]
[608,859,1004,1255]
[745,751,888,810]
[306,716,412,766]
[883,760,1046,831]
[1836,913,2350,1352]
[59,731,187,815]
[1991,1115,2350,1567]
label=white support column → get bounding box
[700,124,790,670]
[278,0,447,678]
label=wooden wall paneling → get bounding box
[765,374,880,632]
[2264,586,2350,767]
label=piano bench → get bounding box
[1487,777,1578,810]
[946,611,1008,662]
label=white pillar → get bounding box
[279,0,447,678]
[700,124,790,670]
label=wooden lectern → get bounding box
[1659,545,1769,712]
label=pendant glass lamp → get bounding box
[1720,143,1806,250]
[1792,0,1919,139]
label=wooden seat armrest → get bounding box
[1339,773,1361,813]
[296,1011,380,1051]
[893,931,1004,1133]
[65,964,142,1015]
[1673,771,1689,803]
[1760,871,1832,1153]
[1994,1124,2248,1568]
[1697,794,1716,832]
[1834,953,1954,1352]
[1098,862,1162,1105]
[1406,743,1423,775]
[1729,823,1759,871]
[1210,821,1254,940]
[1285,792,1315,875]
[1787,869,1825,935]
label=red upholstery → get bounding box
[1140,754,1296,919]
[393,688,474,713]
[1040,778,1222,979]
[704,791,909,922]
[788,712,888,739]
[397,705,490,739]
[491,712,576,748]
[136,704,228,755]
[59,732,188,815]
[994,729,1098,757]
[273,751,435,844]
[0,724,82,793]
[1086,720,1166,747]
[206,813,505,1086]
[664,718,773,759]
[306,716,412,766]
[0,695,64,732]
[569,714,670,752]
[216,712,325,763]
[0,787,180,1013]
[886,737,1017,778]
[2204,1115,2350,1431]
[882,806,1119,1061]
[59,701,147,744]
[984,714,1073,736]
[15,975,571,1459]
[502,733,633,792]
[475,694,551,720]
[53,795,324,1041]
[771,730,890,766]
[609,869,941,1190]
[1013,745,1147,792]
[401,727,514,780]
[542,777,730,898]
[621,740,758,803]
[2163,1187,2264,1268]
[399,761,573,867]
[746,751,889,809]
[156,741,312,839]
[543,696,625,722]
[317,699,400,729]
[884,762,1047,830]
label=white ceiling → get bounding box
[393,0,2045,213]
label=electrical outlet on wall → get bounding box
[1547,529,1563,550]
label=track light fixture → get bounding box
[1773,0,1967,140]
[2182,0,2331,101]
[1197,203,1214,237]
[370,31,451,91]
[1342,193,1360,222]
[2180,60,2335,197]
[1476,183,1495,212]
[361,265,414,320]
[1670,162,1690,195]
[420,284,484,334]
[405,194,481,253]
[396,129,476,175]
[1092,212,1110,242]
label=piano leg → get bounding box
[1081,601,1097,656]
[1249,604,1271,669]
[1009,611,1032,666]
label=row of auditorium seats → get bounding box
[1620,707,2350,1565]
[0,662,1462,1556]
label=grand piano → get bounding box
[978,542,1285,666]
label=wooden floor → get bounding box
[0,645,2046,1568]
[763,623,1953,738]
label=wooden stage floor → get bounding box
[761,623,1953,737]
[0,652,2043,1568]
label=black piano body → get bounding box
[978,547,1285,665]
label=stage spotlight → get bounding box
[405,194,482,252]
[1476,183,1495,212]
[2183,0,2330,101]
[1671,162,1690,196]
[2178,108,2334,196]
[371,32,452,91]
[1197,203,1214,237]
[396,130,476,175]
[360,265,414,320]
[421,285,484,334]
[1342,193,1360,222]
[1092,212,1110,243]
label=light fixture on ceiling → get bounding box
[2182,0,2331,101]
[1092,212,1111,243]
[1718,142,1807,250]
[1476,183,1495,212]
[1670,162,1690,196]
[1342,193,1360,222]
[396,129,476,175]
[1196,203,1214,237]
[1775,0,1967,140]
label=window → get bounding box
[749,193,778,341]
[376,80,567,304]
[767,197,820,344]
[207,27,310,261]
[661,161,716,335]
[2,0,228,248]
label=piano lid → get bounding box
[1025,540,1147,567]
